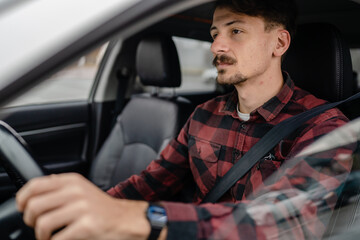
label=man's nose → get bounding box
[211,34,230,55]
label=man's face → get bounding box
[210,7,280,85]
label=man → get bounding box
[16,0,351,239]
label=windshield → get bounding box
[210,117,360,239]
[0,0,140,91]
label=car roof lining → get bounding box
[146,0,360,47]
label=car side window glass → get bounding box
[173,37,216,93]
[4,43,108,108]
[350,49,360,90]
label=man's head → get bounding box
[211,0,297,85]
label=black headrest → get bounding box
[283,23,353,102]
[136,34,181,88]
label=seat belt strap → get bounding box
[202,92,360,203]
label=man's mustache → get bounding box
[212,55,237,67]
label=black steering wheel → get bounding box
[0,121,44,239]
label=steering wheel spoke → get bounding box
[0,121,43,239]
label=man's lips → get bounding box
[216,61,232,67]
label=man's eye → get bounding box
[212,34,218,39]
[232,29,242,34]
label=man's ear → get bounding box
[273,29,291,57]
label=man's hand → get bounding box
[16,173,151,240]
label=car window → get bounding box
[4,43,108,108]
[350,49,360,89]
[172,37,216,93]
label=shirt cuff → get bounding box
[107,186,125,198]
[160,201,198,240]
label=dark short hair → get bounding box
[215,0,297,39]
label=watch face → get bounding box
[148,205,167,228]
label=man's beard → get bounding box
[213,55,248,85]
[216,71,248,85]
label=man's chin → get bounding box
[216,77,232,86]
[216,71,231,85]
[216,74,248,85]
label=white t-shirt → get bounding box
[237,104,250,121]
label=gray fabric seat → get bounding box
[90,34,192,190]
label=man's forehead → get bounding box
[212,7,245,22]
[212,7,267,23]
[211,7,263,29]
[213,12,237,22]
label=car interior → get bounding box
[0,0,360,238]
[90,34,193,190]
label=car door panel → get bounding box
[0,101,90,202]
[20,122,88,172]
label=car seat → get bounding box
[89,34,192,190]
[282,23,353,103]
[282,23,358,238]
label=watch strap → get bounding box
[147,203,167,240]
[148,227,162,240]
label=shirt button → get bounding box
[257,163,261,170]
[241,124,246,130]
[233,150,240,163]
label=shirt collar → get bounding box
[221,72,295,122]
[221,90,239,119]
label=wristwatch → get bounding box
[146,203,167,240]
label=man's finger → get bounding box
[34,201,87,240]
[16,175,61,212]
[16,173,84,212]
[22,185,81,227]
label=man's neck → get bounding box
[234,69,284,114]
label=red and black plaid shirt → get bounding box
[108,74,351,239]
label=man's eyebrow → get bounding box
[226,20,245,26]
[210,19,245,32]
[210,25,217,32]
